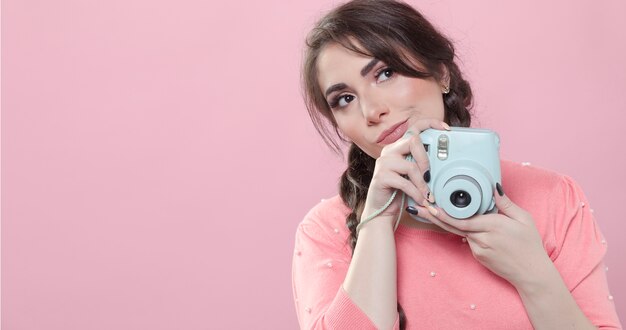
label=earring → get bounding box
[442,85,450,94]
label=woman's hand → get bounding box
[416,184,551,288]
[360,119,450,228]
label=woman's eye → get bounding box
[330,94,355,108]
[376,68,394,83]
[338,95,355,107]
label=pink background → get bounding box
[2,0,625,328]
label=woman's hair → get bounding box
[302,0,474,328]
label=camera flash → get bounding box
[437,134,449,160]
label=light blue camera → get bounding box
[406,127,501,221]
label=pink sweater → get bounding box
[292,159,622,329]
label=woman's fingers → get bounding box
[367,118,451,221]
[376,120,445,204]
[380,119,448,202]
[380,119,449,158]
[493,183,530,223]
[406,117,450,134]
[407,137,432,202]
[381,159,429,204]
[381,173,424,206]
[405,205,468,236]
[406,119,449,202]
[421,200,493,233]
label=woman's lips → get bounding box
[377,120,409,145]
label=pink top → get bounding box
[292,159,622,329]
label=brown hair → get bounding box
[302,0,473,328]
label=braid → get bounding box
[443,62,473,128]
[339,144,374,252]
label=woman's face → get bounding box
[316,42,447,159]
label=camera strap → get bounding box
[355,189,405,235]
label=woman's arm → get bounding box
[340,120,448,329]
[514,254,598,329]
[416,174,621,329]
[342,217,399,330]
[523,175,622,329]
[292,207,400,330]
[293,120,447,329]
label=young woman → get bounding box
[292,0,622,329]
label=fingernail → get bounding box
[405,206,418,215]
[425,203,438,216]
[428,192,435,204]
[420,199,438,216]
[423,170,431,183]
[496,182,504,196]
[442,122,451,131]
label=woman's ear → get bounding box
[439,64,451,93]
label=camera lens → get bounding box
[450,190,471,208]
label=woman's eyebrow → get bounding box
[360,58,379,76]
[324,59,380,97]
[325,83,347,97]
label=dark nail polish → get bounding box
[496,182,504,196]
[423,170,431,183]
[406,206,418,215]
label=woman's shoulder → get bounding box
[500,158,590,251]
[299,195,352,233]
[500,158,583,208]
[499,158,585,202]
[295,195,353,254]
[501,158,566,188]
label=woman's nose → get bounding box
[361,97,389,124]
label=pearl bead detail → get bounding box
[606,266,609,272]
[608,295,614,301]
[602,239,607,245]
[461,237,468,243]
[430,271,437,277]
[521,162,531,166]
[305,307,312,313]
[326,262,333,268]
[581,202,585,207]
[334,228,340,234]
[470,304,476,310]
[590,209,595,213]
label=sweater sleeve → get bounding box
[549,175,622,329]
[292,206,400,330]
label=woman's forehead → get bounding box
[318,42,373,68]
[316,41,429,86]
[316,43,374,88]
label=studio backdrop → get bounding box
[2,0,625,328]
